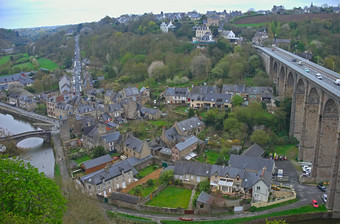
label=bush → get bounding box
[174,179,183,186]
[147,179,154,186]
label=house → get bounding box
[195,25,211,38]
[174,116,205,136]
[0,72,33,87]
[272,5,285,14]
[18,93,36,111]
[77,104,96,117]
[173,160,211,184]
[241,143,265,158]
[171,136,200,162]
[79,160,137,197]
[140,107,161,120]
[221,30,239,42]
[121,98,139,120]
[123,134,151,159]
[222,84,247,98]
[196,191,214,212]
[108,103,124,119]
[228,154,275,175]
[104,90,116,104]
[82,126,100,149]
[101,112,113,123]
[119,87,140,100]
[59,76,71,93]
[159,147,172,161]
[8,92,21,106]
[252,31,268,45]
[207,16,219,27]
[160,127,181,148]
[246,86,274,106]
[160,22,176,33]
[164,87,189,104]
[210,165,245,194]
[101,131,122,152]
[189,93,231,110]
[54,102,73,120]
[81,154,113,174]
[187,11,201,20]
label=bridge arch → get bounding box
[293,78,306,142]
[278,66,286,96]
[308,88,320,104]
[296,79,305,94]
[286,72,294,97]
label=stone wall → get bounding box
[251,190,296,208]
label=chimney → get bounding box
[261,167,266,178]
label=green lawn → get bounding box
[139,165,157,178]
[274,144,298,160]
[146,186,192,209]
[129,180,161,197]
[197,150,229,164]
[173,106,188,114]
[0,55,11,65]
[75,155,92,165]
[161,205,327,223]
[37,58,59,71]
[149,120,171,129]
[12,61,34,70]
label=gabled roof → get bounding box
[105,90,116,98]
[228,154,274,174]
[174,161,211,177]
[222,84,246,93]
[109,103,123,112]
[176,116,204,133]
[175,136,199,151]
[210,165,245,179]
[190,86,217,95]
[164,127,179,142]
[241,143,265,158]
[140,107,160,115]
[101,131,121,143]
[101,112,112,121]
[165,87,189,97]
[124,87,140,96]
[191,93,231,104]
[124,135,143,153]
[197,191,214,205]
[82,154,112,170]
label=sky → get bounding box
[0,0,339,29]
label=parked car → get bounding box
[316,73,323,80]
[322,194,327,203]
[317,184,327,192]
[312,199,319,208]
[334,79,340,85]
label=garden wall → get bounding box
[138,183,167,205]
[251,190,296,208]
[134,156,162,171]
[139,205,185,214]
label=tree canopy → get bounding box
[0,157,67,223]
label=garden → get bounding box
[146,186,192,209]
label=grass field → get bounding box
[146,186,192,209]
[274,144,298,160]
[0,55,10,65]
[234,22,268,27]
[139,165,157,178]
[75,155,92,165]
[197,150,229,164]
[161,205,327,223]
[38,58,59,71]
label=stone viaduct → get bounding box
[0,130,51,145]
[256,46,340,216]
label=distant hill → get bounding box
[233,13,340,25]
[0,29,30,49]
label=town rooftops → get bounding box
[124,135,143,153]
[101,112,112,121]
[80,160,135,186]
[82,154,112,170]
[197,191,214,205]
[101,131,121,143]
[174,160,211,177]
[0,72,34,86]
[241,143,265,158]
[175,136,199,151]
[77,104,95,113]
[176,116,204,133]
[165,87,189,97]
[140,107,159,115]
[109,103,123,112]
[124,87,140,96]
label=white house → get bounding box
[160,22,176,33]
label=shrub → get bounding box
[147,179,154,186]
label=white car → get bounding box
[334,79,340,85]
[315,73,322,80]
[322,194,327,203]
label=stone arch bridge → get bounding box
[256,46,340,216]
[0,130,51,145]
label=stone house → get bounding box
[159,147,172,161]
[252,31,268,45]
[160,127,181,148]
[54,102,73,120]
[100,131,122,152]
[195,25,211,38]
[123,134,151,159]
[76,104,96,117]
[121,98,139,120]
[81,154,113,174]
[140,107,161,120]
[18,93,37,111]
[189,93,231,110]
[241,143,265,158]
[173,160,211,184]
[119,87,140,101]
[210,165,244,194]
[207,16,219,27]
[196,191,214,212]
[173,116,205,136]
[107,103,124,119]
[79,160,137,197]
[164,87,189,104]
[8,92,21,106]
[101,112,113,123]
[59,75,71,94]
[171,136,200,162]
[104,90,116,104]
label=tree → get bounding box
[160,170,174,184]
[147,179,154,186]
[0,157,67,223]
[250,130,270,146]
[92,146,106,158]
[188,108,195,118]
[215,154,227,165]
[190,54,211,78]
[231,95,244,107]
[198,179,210,193]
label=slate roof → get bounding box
[124,135,143,153]
[160,147,172,155]
[56,102,73,111]
[246,86,273,96]
[197,191,214,205]
[80,160,134,185]
[164,127,179,142]
[241,143,265,158]
[175,136,199,151]
[165,87,189,97]
[176,116,204,133]
[59,76,70,92]
[174,161,211,177]
[140,107,160,115]
[124,87,140,96]
[109,103,123,112]
[190,93,231,104]
[210,165,245,179]
[109,192,140,204]
[125,155,153,167]
[101,131,121,143]
[82,154,112,170]
[0,73,33,86]
[228,154,274,174]
[101,112,112,121]
[190,86,217,95]
[0,84,8,91]
[139,87,146,93]
[105,90,116,98]
[222,84,247,94]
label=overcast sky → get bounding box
[0,0,339,29]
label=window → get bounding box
[97,185,101,190]
[257,186,260,191]
[200,204,204,208]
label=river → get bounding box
[0,112,55,178]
